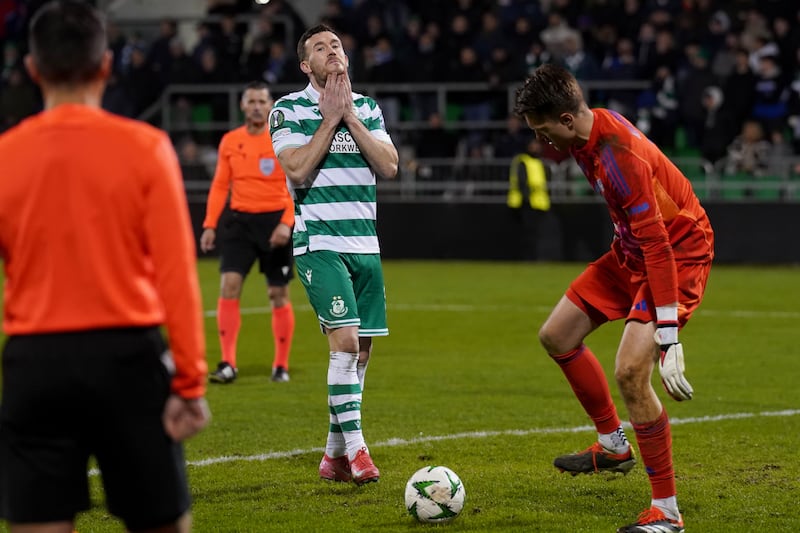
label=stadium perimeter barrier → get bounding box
[148,82,800,264]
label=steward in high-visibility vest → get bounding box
[507,153,550,211]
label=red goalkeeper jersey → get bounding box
[570,109,714,307]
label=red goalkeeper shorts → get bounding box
[566,249,711,328]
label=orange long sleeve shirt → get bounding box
[0,104,206,399]
[202,125,294,229]
[571,109,714,307]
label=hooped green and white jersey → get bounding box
[269,83,394,256]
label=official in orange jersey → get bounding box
[0,2,209,533]
[200,81,295,384]
[514,64,713,533]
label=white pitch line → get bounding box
[87,408,799,476]
[183,408,800,469]
[205,305,800,319]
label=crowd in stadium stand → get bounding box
[2,0,800,180]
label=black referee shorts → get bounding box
[219,209,294,286]
[0,327,190,530]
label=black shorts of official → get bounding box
[0,327,190,531]
[219,209,294,286]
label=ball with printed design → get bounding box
[404,466,466,523]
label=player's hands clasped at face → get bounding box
[319,72,351,123]
[163,395,211,441]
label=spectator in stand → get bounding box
[193,47,230,125]
[766,129,792,178]
[442,13,473,61]
[651,29,681,73]
[770,14,796,75]
[246,11,278,56]
[751,53,789,138]
[494,115,532,159]
[1,41,23,85]
[339,32,364,82]
[364,34,400,84]
[106,20,128,75]
[216,14,244,76]
[507,16,536,58]
[319,0,349,34]
[364,35,402,126]
[450,45,492,148]
[122,43,161,117]
[703,10,731,62]
[745,30,779,72]
[192,21,219,66]
[724,120,772,177]
[398,24,442,120]
[263,40,304,84]
[648,65,679,152]
[147,18,177,85]
[413,111,461,180]
[487,45,525,87]
[561,31,600,81]
[524,40,551,76]
[0,66,38,130]
[101,71,134,117]
[787,48,800,153]
[710,31,741,82]
[445,0,483,32]
[540,11,574,62]
[677,44,717,149]
[699,85,737,172]
[253,0,307,47]
[618,0,647,41]
[601,37,640,119]
[636,22,659,79]
[166,37,199,85]
[472,10,508,65]
[177,136,212,181]
[722,48,756,134]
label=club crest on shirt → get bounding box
[330,295,348,317]
[260,158,275,175]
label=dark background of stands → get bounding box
[2,0,800,263]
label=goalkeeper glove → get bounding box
[654,323,694,401]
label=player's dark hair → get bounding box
[297,23,339,61]
[514,63,584,119]
[28,0,107,85]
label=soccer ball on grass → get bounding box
[404,465,466,523]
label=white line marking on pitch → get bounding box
[184,408,800,469]
[87,409,799,476]
[205,305,800,319]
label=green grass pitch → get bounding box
[2,260,799,532]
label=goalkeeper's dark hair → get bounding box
[28,0,107,85]
[514,63,584,120]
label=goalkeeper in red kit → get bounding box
[514,64,713,533]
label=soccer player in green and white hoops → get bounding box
[269,23,398,486]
